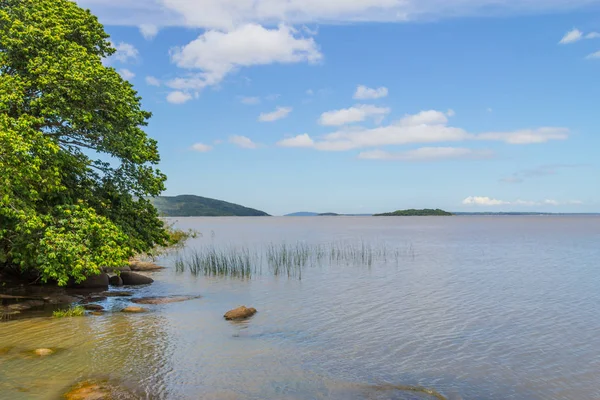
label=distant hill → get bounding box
[150,195,270,217]
[374,209,453,216]
[285,212,319,217]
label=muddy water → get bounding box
[1,216,600,400]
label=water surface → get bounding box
[1,216,599,399]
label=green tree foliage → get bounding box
[0,0,169,285]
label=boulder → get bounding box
[69,273,109,289]
[131,295,201,305]
[109,276,123,287]
[120,272,153,286]
[129,260,164,272]
[83,304,104,311]
[34,348,54,357]
[121,306,147,313]
[224,306,257,321]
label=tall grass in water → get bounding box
[176,241,408,279]
[53,305,85,318]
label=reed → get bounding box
[53,305,86,318]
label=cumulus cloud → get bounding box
[118,69,135,80]
[585,50,600,59]
[229,135,258,149]
[240,96,261,105]
[113,42,139,63]
[145,76,161,86]
[319,105,391,126]
[168,24,321,96]
[477,127,569,144]
[258,106,292,122]
[462,196,582,206]
[78,1,600,30]
[353,85,389,100]
[358,147,493,161]
[559,29,583,44]
[191,143,213,152]
[166,91,193,104]
[277,109,569,152]
[277,134,315,148]
[139,24,159,39]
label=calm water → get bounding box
[1,216,600,399]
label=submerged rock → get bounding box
[63,380,138,400]
[129,260,164,272]
[121,306,147,313]
[83,304,104,311]
[108,275,123,287]
[224,306,257,321]
[100,291,133,297]
[89,311,105,316]
[34,348,54,357]
[131,295,201,305]
[120,272,154,286]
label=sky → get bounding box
[77,0,600,215]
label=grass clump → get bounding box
[53,305,86,318]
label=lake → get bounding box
[1,216,599,399]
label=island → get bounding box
[150,195,270,217]
[374,209,453,216]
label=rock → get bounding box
[83,304,104,311]
[129,260,164,271]
[89,311,105,316]
[102,265,131,273]
[45,295,81,305]
[100,291,133,297]
[81,296,107,304]
[108,276,123,287]
[63,380,138,400]
[34,348,54,357]
[120,272,153,286]
[224,306,257,321]
[121,306,147,313]
[69,273,109,289]
[7,303,32,311]
[131,295,201,305]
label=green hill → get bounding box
[374,209,453,216]
[150,195,270,217]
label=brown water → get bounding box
[1,216,599,400]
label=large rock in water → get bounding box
[129,260,164,271]
[109,275,123,287]
[224,306,257,320]
[122,306,147,313]
[120,272,153,286]
[69,273,109,289]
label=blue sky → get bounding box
[78,0,600,215]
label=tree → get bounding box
[0,0,169,285]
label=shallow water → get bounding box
[1,216,600,399]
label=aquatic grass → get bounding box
[52,305,86,318]
[175,241,410,279]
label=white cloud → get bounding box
[277,134,315,148]
[113,42,139,63]
[118,69,135,80]
[191,143,213,152]
[463,196,509,206]
[229,135,258,149]
[358,147,493,161]
[78,1,600,30]
[258,106,292,122]
[585,50,600,59]
[139,24,159,39]
[477,127,569,144]
[167,91,193,104]
[462,196,582,207]
[559,29,583,44]
[586,32,600,39]
[277,109,569,151]
[169,24,321,96]
[319,104,391,126]
[240,96,261,105]
[306,89,314,96]
[487,107,493,113]
[353,85,389,100]
[145,76,161,86]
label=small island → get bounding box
[374,209,453,216]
